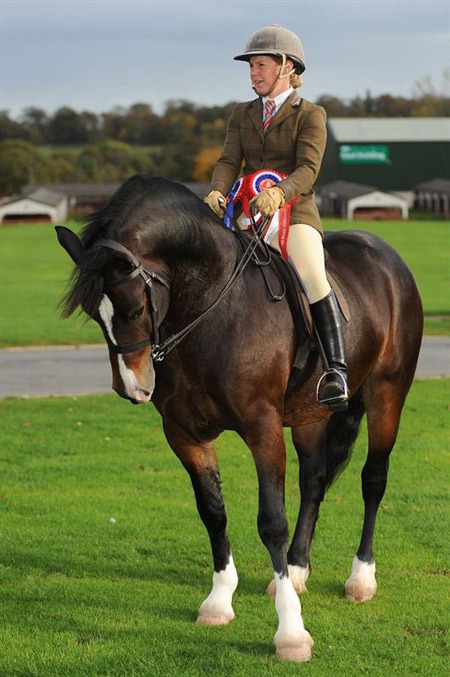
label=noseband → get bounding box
[94,239,169,355]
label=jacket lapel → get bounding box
[266,91,302,134]
[248,98,264,134]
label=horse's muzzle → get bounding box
[114,386,152,404]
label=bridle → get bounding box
[94,213,285,362]
[94,238,169,356]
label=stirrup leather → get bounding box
[316,368,349,404]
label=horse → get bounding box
[56,173,423,662]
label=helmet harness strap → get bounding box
[265,53,296,97]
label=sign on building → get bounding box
[339,145,390,164]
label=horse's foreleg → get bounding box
[266,421,328,598]
[249,421,314,662]
[164,426,238,625]
[189,466,238,625]
[345,384,402,603]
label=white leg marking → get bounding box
[288,564,310,594]
[266,563,310,597]
[345,555,377,602]
[99,294,154,401]
[273,573,314,662]
[197,556,238,626]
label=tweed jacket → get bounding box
[210,91,327,234]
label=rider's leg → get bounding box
[275,224,348,406]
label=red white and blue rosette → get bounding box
[250,169,285,197]
[224,170,286,229]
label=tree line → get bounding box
[1,73,448,195]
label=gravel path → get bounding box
[1,337,449,398]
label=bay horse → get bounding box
[56,174,423,662]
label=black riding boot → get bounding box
[310,290,349,409]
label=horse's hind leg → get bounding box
[345,378,406,603]
[163,423,238,625]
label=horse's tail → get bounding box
[324,388,365,489]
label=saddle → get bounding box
[261,242,350,400]
[231,227,349,399]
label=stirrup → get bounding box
[316,368,349,410]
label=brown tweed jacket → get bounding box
[210,91,327,234]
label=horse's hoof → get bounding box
[277,638,314,663]
[196,612,234,626]
[267,565,309,598]
[275,630,314,662]
[345,578,377,603]
[266,579,276,598]
[288,564,309,594]
[345,557,377,602]
[276,645,312,662]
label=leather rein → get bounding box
[94,215,285,362]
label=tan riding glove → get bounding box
[204,190,226,217]
[250,186,286,217]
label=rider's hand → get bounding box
[204,190,226,217]
[250,186,285,217]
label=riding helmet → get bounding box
[234,24,306,74]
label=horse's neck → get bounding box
[152,221,235,280]
[142,222,237,316]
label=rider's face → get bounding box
[249,55,290,97]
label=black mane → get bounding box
[61,174,220,318]
[80,174,209,248]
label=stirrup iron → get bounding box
[316,368,349,406]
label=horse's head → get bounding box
[56,226,170,404]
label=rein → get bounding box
[94,212,286,362]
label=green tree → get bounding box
[0,111,25,141]
[48,107,86,144]
[20,107,49,144]
[0,139,50,194]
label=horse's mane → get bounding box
[80,174,207,248]
[61,174,219,318]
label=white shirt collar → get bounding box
[263,87,293,112]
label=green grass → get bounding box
[0,379,449,676]
[0,221,103,347]
[0,219,448,348]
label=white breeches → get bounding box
[270,223,331,304]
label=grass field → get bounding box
[0,379,449,676]
[0,218,449,348]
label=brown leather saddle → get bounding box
[267,247,350,399]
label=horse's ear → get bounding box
[55,226,84,265]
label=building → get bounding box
[320,118,450,194]
[18,181,211,218]
[0,187,68,225]
[319,180,409,220]
[413,178,450,218]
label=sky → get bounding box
[0,0,449,119]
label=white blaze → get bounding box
[99,294,154,401]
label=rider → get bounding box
[204,24,348,407]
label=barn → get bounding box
[319,117,450,194]
[319,180,409,220]
[413,178,450,218]
[0,187,68,225]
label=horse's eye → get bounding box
[128,307,144,321]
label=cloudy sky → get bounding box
[1,0,449,119]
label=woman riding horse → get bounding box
[204,24,348,408]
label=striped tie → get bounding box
[263,99,276,132]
